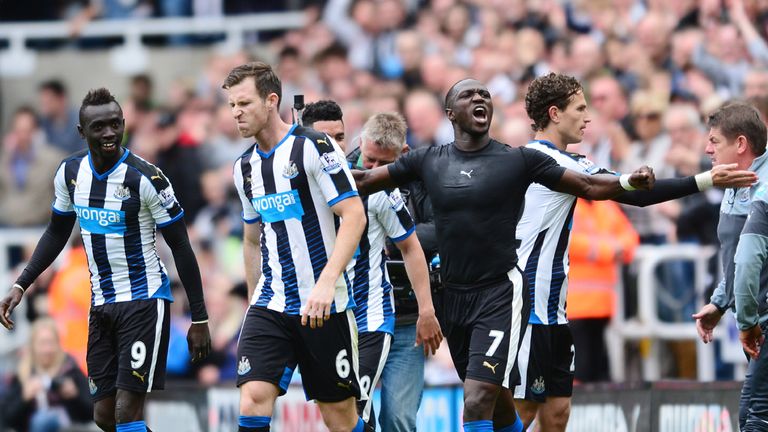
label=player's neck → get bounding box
[255,117,293,153]
[90,147,125,174]
[533,131,566,151]
[453,132,491,152]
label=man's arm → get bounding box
[550,166,654,200]
[301,197,366,328]
[614,164,756,207]
[242,222,263,302]
[353,166,399,196]
[395,233,443,355]
[160,219,211,362]
[0,211,75,330]
[734,199,768,357]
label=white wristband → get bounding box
[695,171,714,191]
[619,174,636,191]
[191,319,208,325]
[12,284,25,294]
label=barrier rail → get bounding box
[0,12,306,76]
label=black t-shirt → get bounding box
[388,139,565,288]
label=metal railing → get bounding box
[0,11,307,76]
[606,244,734,382]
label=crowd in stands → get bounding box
[3,0,768,402]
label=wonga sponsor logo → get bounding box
[74,205,126,235]
[251,190,304,223]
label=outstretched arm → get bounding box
[614,163,757,207]
[160,219,211,362]
[1,211,75,330]
[550,166,654,200]
[352,166,399,195]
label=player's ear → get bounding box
[548,105,560,124]
[77,124,85,139]
[401,143,410,155]
[446,108,455,122]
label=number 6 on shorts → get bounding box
[486,330,505,357]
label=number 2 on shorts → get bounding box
[486,330,505,357]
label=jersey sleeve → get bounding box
[373,189,416,243]
[141,168,185,227]
[304,135,359,206]
[387,147,427,185]
[52,162,74,215]
[520,147,566,189]
[233,158,260,224]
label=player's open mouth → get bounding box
[472,106,488,123]
[101,142,117,150]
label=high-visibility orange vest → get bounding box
[567,199,639,320]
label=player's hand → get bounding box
[416,309,443,356]
[0,287,24,330]
[692,303,723,343]
[187,322,212,363]
[710,163,758,188]
[740,324,764,359]
[302,279,334,329]
[629,165,654,190]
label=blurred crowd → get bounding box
[3,0,768,409]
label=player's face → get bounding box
[448,80,493,136]
[705,127,740,166]
[556,91,591,144]
[360,139,400,169]
[78,102,125,159]
[311,120,346,151]
[227,77,272,139]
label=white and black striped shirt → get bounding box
[52,149,184,306]
[233,125,359,314]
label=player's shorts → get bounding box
[513,323,575,402]
[236,306,361,403]
[87,298,171,401]
[441,267,529,388]
[357,331,392,422]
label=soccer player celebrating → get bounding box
[514,73,757,431]
[0,88,211,432]
[225,62,368,432]
[354,78,653,432]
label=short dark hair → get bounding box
[79,88,121,124]
[222,61,283,109]
[525,73,583,131]
[302,100,344,126]
[708,102,767,156]
[279,46,300,60]
[39,79,67,97]
[444,79,471,109]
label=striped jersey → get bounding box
[233,125,359,314]
[516,140,612,325]
[347,188,415,335]
[51,149,184,306]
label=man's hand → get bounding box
[415,309,443,356]
[710,163,758,188]
[692,303,724,343]
[301,279,335,329]
[0,287,24,330]
[187,322,211,363]
[740,324,764,359]
[629,166,655,190]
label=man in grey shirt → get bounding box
[692,102,768,430]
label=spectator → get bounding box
[37,81,82,156]
[567,199,639,382]
[0,318,92,432]
[0,107,64,227]
[402,89,453,149]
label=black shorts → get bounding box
[514,323,575,402]
[357,331,392,422]
[87,299,171,401]
[441,267,529,388]
[236,306,361,403]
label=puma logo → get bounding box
[132,370,147,383]
[460,170,474,179]
[70,179,78,188]
[150,175,162,181]
[483,361,499,374]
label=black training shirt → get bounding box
[388,139,565,288]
